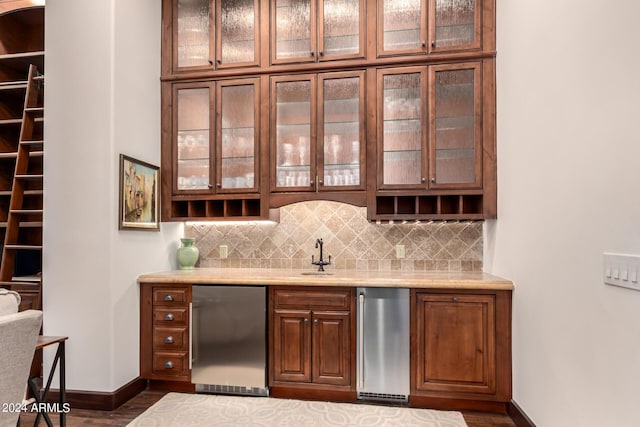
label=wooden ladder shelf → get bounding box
[0,64,44,285]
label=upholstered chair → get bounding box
[0,289,42,427]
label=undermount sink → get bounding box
[300,271,333,276]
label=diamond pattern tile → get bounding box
[184,201,483,271]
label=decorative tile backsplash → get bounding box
[185,201,483,271]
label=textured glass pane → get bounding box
[434,69,475,183]
[221,0,255,64]
[177,88,210,190]
[221,85,255,189]
[383,73,422,185]
[276,81,311,187]
[383,0,421,51]
[435,0,476,47]
[178,0,210,67]
[275,0,312,60]
[323,0,360,56]
[323,77,360,186]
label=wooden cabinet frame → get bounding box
[160,0,497,221]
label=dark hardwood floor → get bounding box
[19,390,516,426]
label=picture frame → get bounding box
[119,154,160,231]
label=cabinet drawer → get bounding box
[153,327,188,350]
[153,288,187,305]
[154,307,188,325]
[152,351,188,376]
[273,289,351,310]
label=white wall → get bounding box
[44,0,181,392]
[486,1,640,426]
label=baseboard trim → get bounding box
[409,395,508,413]
[47,377,147,411]
[508,400,536,427]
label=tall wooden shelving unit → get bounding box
[0,1,44,311]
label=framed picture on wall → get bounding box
[119,154,160,230]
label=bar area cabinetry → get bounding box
[161,0,496,221]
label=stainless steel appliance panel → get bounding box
[357,287,410,400]
[191,285,266,391]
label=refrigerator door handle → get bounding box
[189,302,193,370]
[358,293,364,389]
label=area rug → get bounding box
[127,392,468,426]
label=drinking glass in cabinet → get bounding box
[177,0,210,68]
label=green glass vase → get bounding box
[177,238,199,270]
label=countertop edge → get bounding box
[137,268,514,290]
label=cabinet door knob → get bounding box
[431,177,436,183]
[310,51,315,57]
[304,318,309,323]
[421,177,426,183]
[216,59,221,64]
[163,295,174,302]
[208,184,214,189]
[216,183,221,188]
[164,361,174,369]
[313,319,318,324]
[208,59,213,65]
[319,51,324,57]
[164,336,174,344]
[421,40,426,47]
[452,297,459,302]
[318,179,324,185]
[164,313,174,321]
[431,40,436,48]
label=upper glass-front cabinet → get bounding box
[174,78,260,194]
[271,0,365,64]
[378,62,481,190]
[271,71,365,192]
[378,0,480,57]
[174,0,259,71]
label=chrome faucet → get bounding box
[311,238,331,272]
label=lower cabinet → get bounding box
[140,283,191,382]
[269,287,356,400]
[410,289,512,411]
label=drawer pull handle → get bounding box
[163,295,174,302]
[453,297,459,302]
[164,336,174,344]
[164,361,174,369]
[164,313,174,321]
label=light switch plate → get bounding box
[603,253,640,291]
[220,245,228,259]
[395,245,405,259]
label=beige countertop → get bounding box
[138,268,513,290]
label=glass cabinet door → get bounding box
[272,76,316,191]
[318,71,364,189]
[429,0,480,52]
[429,62,481,187]
[378,68,427,188]
[175,84,213,191]
[272,0,364,64]
[378,0,426,56]
[216,0,259,67]
[175,0,260,71]
[378,0,481,56]
[272,0,316,64]
[176,0,212,69]
[318,0,364,60]
[216,79,260,192]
